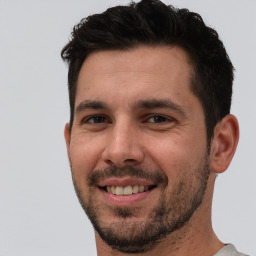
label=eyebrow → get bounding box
[75,100,107,114]
[133,99,187,118]
[75,98,187,118]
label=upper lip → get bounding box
[98,177,155,187]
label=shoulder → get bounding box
[214,244,249,256]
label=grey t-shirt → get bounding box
[214,244,248,256]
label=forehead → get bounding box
[76,46,196,109]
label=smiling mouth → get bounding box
[100,185,157,196]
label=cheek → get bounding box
[69,134,104,180]
[146,135,206,179]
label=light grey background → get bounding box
[0,1,255,255]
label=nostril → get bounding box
[103,158,137,168]
[104,159,114,166]
[124,159,136,163]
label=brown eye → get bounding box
[86,116,107,124]
[147,115,170,123]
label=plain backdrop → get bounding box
[0,1,255,255]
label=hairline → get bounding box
[69,43,209,142]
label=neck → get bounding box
[95,173,224,256]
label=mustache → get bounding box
[88,166,168,187]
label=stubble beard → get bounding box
[71,155,210,254]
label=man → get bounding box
[61,0,247,255]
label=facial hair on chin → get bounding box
[71,155,210,254]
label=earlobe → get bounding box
[64,123,71,162]
[210,114,239,174]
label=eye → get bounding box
[147,115,172,123]
[83,115,108,124]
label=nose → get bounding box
[102,120,145,168]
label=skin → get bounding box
[64,46,239,256]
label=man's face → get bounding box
[65,46,210,253]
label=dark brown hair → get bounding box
[61,0,234,141]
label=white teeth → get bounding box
[105,185,153,196]
[123,186,133,195]
[115,186,123,195]
[139,185,145,193]
[132,185,139,194]
[111,186,116,194]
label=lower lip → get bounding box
[100,188,153,206]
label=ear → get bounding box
[210,114,239,174]
[64,123,71,163]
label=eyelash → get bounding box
[82,115,110,124]
[82,114,174,125]
[146,115,173,124]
